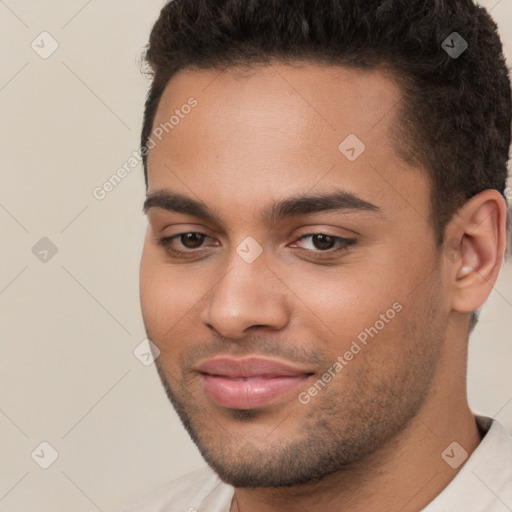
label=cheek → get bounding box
[283,260,400,337]
[280,250,427,366]
[139,246,160,327]
[139,247,183,337]
[139,245,209,347]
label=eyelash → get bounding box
[156,232,355,260]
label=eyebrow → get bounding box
[143,188,380,224]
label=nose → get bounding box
[199,249,290,339]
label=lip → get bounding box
[195,357,314,409]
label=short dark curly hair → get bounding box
[140,0,511,331]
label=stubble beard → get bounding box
[152,308,445,489]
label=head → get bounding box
[139,0,511,488]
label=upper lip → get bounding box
[195,356,313,378]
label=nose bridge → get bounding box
[201,242,289,337]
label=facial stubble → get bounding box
[151,294,446,489]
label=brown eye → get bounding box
[291,233,356,260]
[180,232,206,249]
[156,232,214,257]
[310,234,336,250]
[294,233,354,252]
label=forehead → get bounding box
[150,62,402,159]
[146,62,430,224]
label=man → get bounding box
[122,0,512,510]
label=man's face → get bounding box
[139,63,450,487]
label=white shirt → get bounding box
[119,416,512,512]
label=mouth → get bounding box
[195,356,315,409]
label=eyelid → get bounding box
[289,233,356,255]
[155,230,356,260]
[155,232,216,251]
[292,232,354,245]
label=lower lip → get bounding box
[200,374,311,409]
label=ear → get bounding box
[444,189,508,314]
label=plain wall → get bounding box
[0,1,511,510]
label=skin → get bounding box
[139,62,507,512]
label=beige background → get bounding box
[0,1,511,511]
